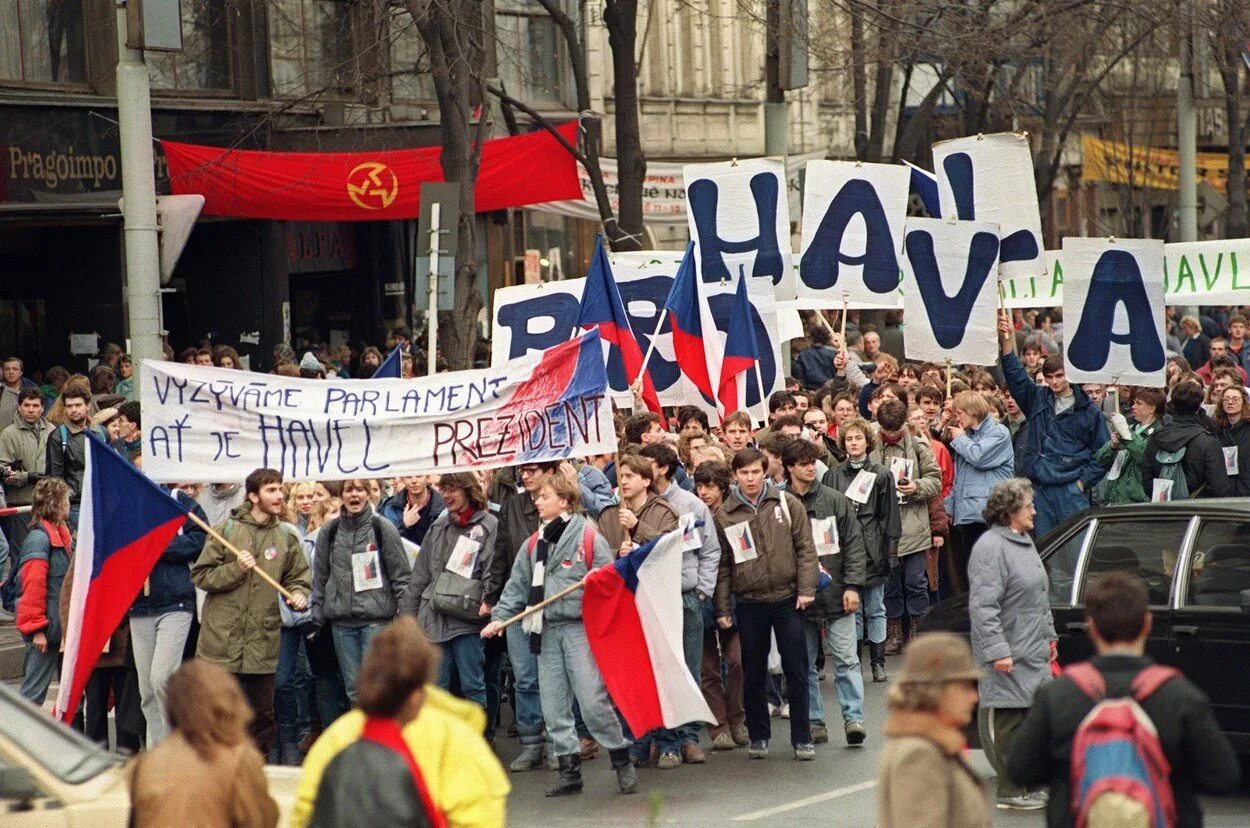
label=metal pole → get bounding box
[116,4,163,402]
[427,202,440,377]
[1178,21,1197,244]
[1176,17,1198,322]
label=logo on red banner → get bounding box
[347,162,400,210]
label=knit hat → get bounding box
[299,352,324,374]
[896,632,981,685]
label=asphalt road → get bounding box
[497,658,1250,827]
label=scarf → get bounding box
[41,519,72,552]
[524,514,570,653]
[449,505,476,528]
[361,716,446,828]
[880,430,904,446]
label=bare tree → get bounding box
[1210,0,1250,237]
[403,0,490,368]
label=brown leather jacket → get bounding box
[597,494,678,553]
[713,484,817,616]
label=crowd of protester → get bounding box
[0,301,1245,824]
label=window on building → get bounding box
[270,0,358,98]
[387,2,434,101]
[147,0,234,93]
[495,0,571,108]
[0,0,88,85]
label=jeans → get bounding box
[20,639,59,705]
[437,633,487,708]
[805,614,865,725]
[275,627,313,747]
[655,592,704,753]
[129,610,193,745]
[331,622,383,704]
[537,622,629,756]
[856,583,886,644]
[504,622,544,745]
[305,627,349,729]
[885,553,929,620]
[736,598,810,746]
[1034,482,1088,540]
[701,625,744,737]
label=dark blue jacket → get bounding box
[794,345,838,390]
[1002,352,1109,488]
[129,490,207,616]
[380,488,445,547]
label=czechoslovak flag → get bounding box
[662,242,716,407]
[54,439,187,722]
[581,527,715,736]
[577,235,665,420]
[716,272,762,417]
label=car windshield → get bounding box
[0,683,118,784]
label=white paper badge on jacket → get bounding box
[1223,446,1239,476]
[352,545,384,592]
[811,517,839,556]
[679,512,702,551]
[446,535,482,578]
[1106,450,1128,481]
[1151,478,1173,503]
[845,469,877,504]
[726,522,758,564]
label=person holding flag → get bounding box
[192,468,311,756]
[480,474,636,798]
[49,435,205,736]
[577,236,664,420]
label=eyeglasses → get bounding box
[518,466,543,476]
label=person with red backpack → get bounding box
[1006,571,1239,827]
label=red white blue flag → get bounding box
[717,273,762,417]
[577,236,665,420]
[582,527,715,736]
[662,242,716,407]
[55,439,187,722]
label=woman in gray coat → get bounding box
[967,478,1056,812]
[400,472,497,710]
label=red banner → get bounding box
[162,122,582,221]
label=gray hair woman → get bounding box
[967,478,1056,811]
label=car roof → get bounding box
[1092,498,1250,518]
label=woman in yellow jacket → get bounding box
[292,617,510,828]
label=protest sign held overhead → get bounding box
[141,331,618,482]
[932,133,1045,279]
[796,160,909,309]
[1163,239,1250,306]
[1062,237,1167,387]
[902,217,1002,366]
[684,157,796,301]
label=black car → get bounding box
[919,499,1250,755]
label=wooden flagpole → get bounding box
[494,580,586,630]
[184,510,299,603]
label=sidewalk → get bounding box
[0,621,25,682]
